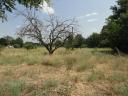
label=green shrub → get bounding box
[13,44,21,48]
[24,43,36,50]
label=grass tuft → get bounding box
[87,71,105,82]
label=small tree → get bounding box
[85,33,101,48]
[18,12,76,54]
[0,38,7,46]
[12,37,24,48]
[64,33,74,49]
[73,34,84,48]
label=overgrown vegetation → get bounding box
[86,0,128,53]
[0,48,127,96]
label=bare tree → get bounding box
[18,11,77,54]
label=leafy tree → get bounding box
[101,0,128,53]
[73,34,84,48]
[12,37,23,48]
[0,36,14,46]
[64,34,74,49]
[99,25,110,47]
[0,0,49,21]
[85,33,101,48]
[0,38,7,46]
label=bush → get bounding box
[13,44,21,48]
[24,43,37,50]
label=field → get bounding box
[0,48,127,96]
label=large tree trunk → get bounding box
[48,48,54,55]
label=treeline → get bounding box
[86,0,128,53]
[0,34,98,49]
[0,35,87,49]
[0,0,128,53]
[0,36,40,49]
[0,31,121,50]
[56,33,109,49]
[64,32,110,49]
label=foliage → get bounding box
[0,36,24,48]
[0,0,50,21]
[101,0,128,53]
[12,37,23,48]
[73,34,85,48]
[23,42,37,50]
[85,33,101,48]
[64,34,74,49]
[64,34,86,49]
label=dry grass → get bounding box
[0,48,128,96]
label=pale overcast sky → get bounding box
[0,0,117,38]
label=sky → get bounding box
[0,0,117,38]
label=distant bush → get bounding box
[24,42,37,50]
[13,44,21,48]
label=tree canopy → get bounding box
[0,0,49,21]
[101,0,128,53]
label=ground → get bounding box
[0,48,127,96]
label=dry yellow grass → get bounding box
[0,48,127,96]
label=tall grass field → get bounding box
[0,48,127,96]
